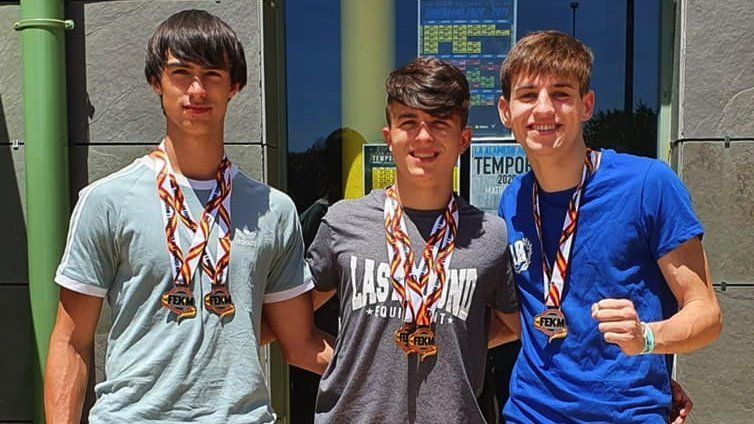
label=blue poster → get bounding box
[469,143,529,213]
[418,0,517,139]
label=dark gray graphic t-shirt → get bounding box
[308,190,517,423]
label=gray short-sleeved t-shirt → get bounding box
[307,190,517,424]
[56,156,311,423]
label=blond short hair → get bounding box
[500,31,593,100]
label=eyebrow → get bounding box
[515,82,576,90]
[395,113,419,120]
[166,61,224,71]
[166,60,189,68]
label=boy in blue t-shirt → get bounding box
[496,31,722,423]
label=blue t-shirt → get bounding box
[498,149,703,423]
[538,188,576,270]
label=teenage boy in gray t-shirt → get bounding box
[308,58,520,423]
[44,10,331,423]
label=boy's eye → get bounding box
[518,92,537,100]
[172,69,190,75]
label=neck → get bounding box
[163,127,225,180]
[393,175,453,211]
[528,142,588,192]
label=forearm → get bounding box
[312,289,335,311]
[285,328,334,375]
[649,298,722,354]
[44,337,91,424]
[650,237,722,355]
[259,314,275,346]
[488,321,519,348]
[488,310,521,348]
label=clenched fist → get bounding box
[591,299,648,355]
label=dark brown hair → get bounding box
[385,57,470,126]
[500,31,593,100]
[145,10,247,90]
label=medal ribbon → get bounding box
[532,150,600,308]
[151,143,233,296]
[384,186,458,327]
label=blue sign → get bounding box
[418,0,517,139]
[469,143,529,214]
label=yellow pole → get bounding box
[341,0,394,199]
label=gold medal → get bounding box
[151,145,233,323]
[395,323,415,354]
[534,308,568,342]
[204,285,235,318]
[408,326,437,361]
[531,151,601,342]
[384,186,457,360]
[161,285,197,321]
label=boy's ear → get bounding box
[460,127,472,153]
[381,126,392,152]
[498,96,512,128]
[581,90,595,122]
[228,83,240,100]
[151,79,163,96]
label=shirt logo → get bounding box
[234,229,257,246]
[510,237,532,274]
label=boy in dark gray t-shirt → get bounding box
[308,58,520,423]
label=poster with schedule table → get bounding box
[418,0,517,139]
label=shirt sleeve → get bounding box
[489,238,519,313]
[306,218,339,292]
[55,186,119,298]
[264,197,313,303]
[641,161,704,260]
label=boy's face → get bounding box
[382,103,471,189]
[152,51,239,137]
[498,72,594,158]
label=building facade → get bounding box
[0,0,750,422]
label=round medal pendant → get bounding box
[161,285,197,321]
[534,308,568,342]
[204,285,235,318]
[394,323,415,354]
[408,326,437,361]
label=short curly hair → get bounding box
[385,57,470,127]
[500,31,593,100]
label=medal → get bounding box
[384,186,458,356]
[161,285,197,321]
[204,285,235,318]
[152,143,235,320]
[533,308,568,341]
[395,323,415,354]
[408,326,437,361]
[531,150,601,342]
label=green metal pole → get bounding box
[14,1,72,422]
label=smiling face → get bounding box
[498,72,594,160]
[151,51,239,137]
[382,102,471,189]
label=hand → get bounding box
[669,378,693,424]
[591,299,645,355]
